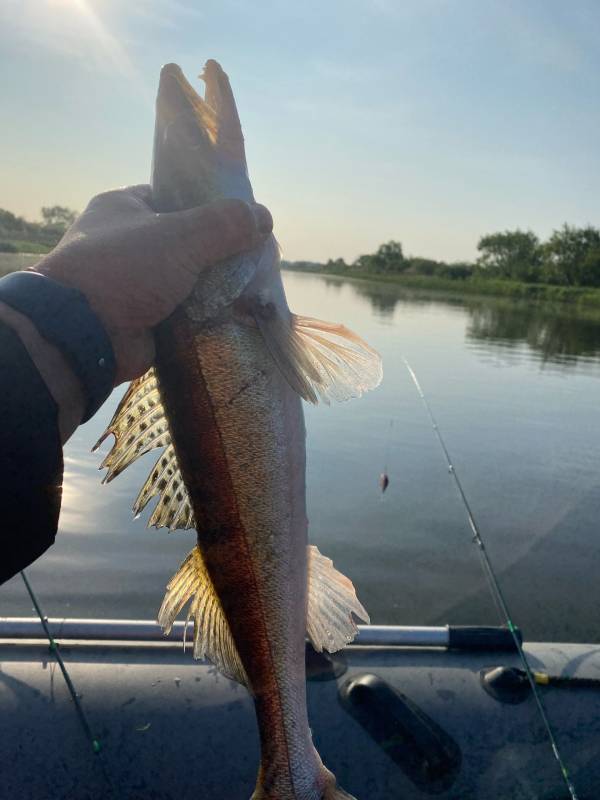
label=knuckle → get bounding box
[86,188,127,212]
[88,185,150,212]
[217,199,255,237]
[91,188,125,204]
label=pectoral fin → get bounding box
[254,309,382,404]
[306,545,370,653]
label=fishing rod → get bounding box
[19,569,114,793]
[402,357,579,800]
[20,570,101,751]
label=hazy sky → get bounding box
[1,0,599,263]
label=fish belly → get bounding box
[155,307,325,797]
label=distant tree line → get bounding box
[3,206,600,289]
[284,224,600,289]
[476,226,600,287]
[0,206,77,253]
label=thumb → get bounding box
[154,199,273,273]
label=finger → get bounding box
[87,185,153,213]
[156,199,273,273]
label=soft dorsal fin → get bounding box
[306,545,370,653]
[94,367,195,531]
[158,546,248,686]
[253,309,383,405]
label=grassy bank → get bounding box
[282,266,600,311]
[0,239,52,255]
[0,252,42,277]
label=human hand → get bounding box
[35,184,272,385]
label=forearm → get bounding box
[0,301,84,443]
[0,271,112,585]
[0,319,64,583]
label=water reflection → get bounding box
[344,277,465,317]
[332,275,600,365]
[348,281,403,317]
[465,299,600,365]
[321,277,345,293]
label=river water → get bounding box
[3,272,600,643]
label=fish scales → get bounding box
[155,304,316,793]
[98,59,382,800]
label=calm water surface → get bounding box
[3,272,600,642]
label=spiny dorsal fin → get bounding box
[134,444,196,530]
[94,367,195,531]
[94,368,167,480]
[307,545,370,653]
[253,310,382,405]
[158,546,248,686]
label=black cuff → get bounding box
[0,271,116,422]
[0,322,63,583]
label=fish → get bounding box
[96,60,382,800]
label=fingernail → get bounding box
[252,203,273,236]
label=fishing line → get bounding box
[402,357,579,800]
[19,569,115,789]
[383,418,394,475]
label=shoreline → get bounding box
[4,256,600,316]
[282,266,600,313]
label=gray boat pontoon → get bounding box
[1,617,599,799]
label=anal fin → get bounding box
[307,545,369,653]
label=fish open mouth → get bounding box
[157,60,245,163]
[151,59,250,210]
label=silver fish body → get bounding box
[98,60,381,800]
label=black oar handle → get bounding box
[447,625,522,652]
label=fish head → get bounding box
[151,60,254,212]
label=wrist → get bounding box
[35,251,149,385]
[0,271,116,423]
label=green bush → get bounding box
[438,263,473,280]
[409,258,439,276]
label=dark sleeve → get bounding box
[0,322,63,584]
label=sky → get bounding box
[1,0,599,263]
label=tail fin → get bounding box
[320,767,358,800]
[250,764,357,800]
[321,782,358,799]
